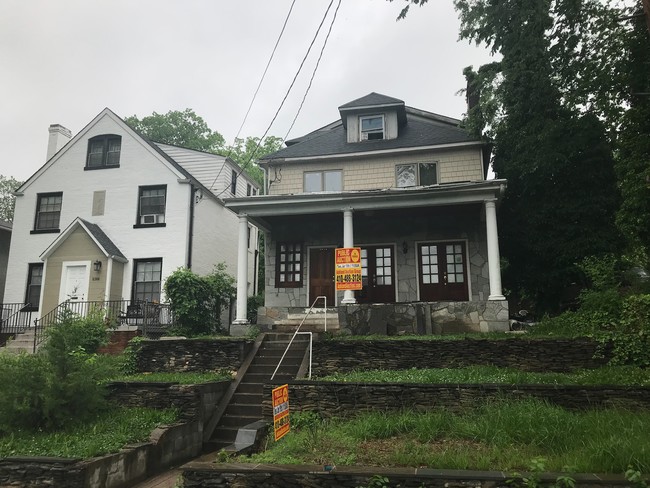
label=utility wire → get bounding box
[284,0,342,141]
[214,0,337,198]
[208,0,297,192]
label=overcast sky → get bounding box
[0,0,495,182]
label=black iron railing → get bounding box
[0,303,34,335]
[33,299,174,352]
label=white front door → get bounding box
[59,263,90,303]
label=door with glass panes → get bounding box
[418,242,469,301]
[356,245,396,303]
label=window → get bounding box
[231,170,238,195]
[304,170,343,193]
[396,162,438,188]
[247,183,252,196]
[136,185,166,227]
[24,263,43,310]
[360,115,384,140]
[276,242,302,288]
[133,259,162,303]
[32,192,62,232]
[252,188,257,196]
[86,134,121,169]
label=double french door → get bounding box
[418,242,469,301]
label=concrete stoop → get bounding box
[272,308,340,334]
[1,328,36,354]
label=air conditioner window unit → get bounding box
[141,214,164,224]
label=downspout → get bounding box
[253,248,258,295]
[187,185,195,269]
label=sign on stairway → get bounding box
[272,384,290,441]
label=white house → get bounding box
[2,109,259,331]
[225,93,508,334]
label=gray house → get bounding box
[226,93,508,334]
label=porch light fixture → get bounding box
[402,241,409,254]
[93,260,102,272]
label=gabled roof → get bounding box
[260,109,478,162]
[40,217,127,262]
[338,92,405,110]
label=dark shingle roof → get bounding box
[338,92,405,109]
[80,219,126,260]
[261,113,478,161]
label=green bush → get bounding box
[0,311,111,433]
[165,264,235,336]
[247,294,264,324]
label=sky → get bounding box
[0,0,495,182]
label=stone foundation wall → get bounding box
[262,381,650,418]
[311,338,607,375]
[135,338,253,372]
[182,462,630,488]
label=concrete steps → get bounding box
[205,334,308,452]
[272,308,340,333]
[1,328,36,354]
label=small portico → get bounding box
[225,179,507,334]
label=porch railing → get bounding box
[270,295,327,381]
[0,303,34,335]
[33,299,174,352]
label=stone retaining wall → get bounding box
[0,381,230,488]
[262,381,650,418]
[182,462,629,488]
[311,338,608,374]
[135,338,254,372]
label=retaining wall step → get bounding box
[219,414,262,428]
[231,392,263,405]
[224,403,263,417]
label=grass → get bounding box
[106,370,234,384]
[0,407,178,458]
[240,399,650,473]
[318,365,650,386]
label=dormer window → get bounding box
[86,134,121,169]
[360,115,384,141]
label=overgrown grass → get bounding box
[0,407,178,458]
[242,399,650,473]
[107,370,234,384]
[318,365,650,386]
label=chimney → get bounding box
[46,124,72,161]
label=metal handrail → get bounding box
[270,295,327,381]
[0,303,33,335]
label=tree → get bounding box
[394,0,623,312]
[125,109,226,154]
[226,136,284,187]
[0,175,22,221]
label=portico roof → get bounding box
[225,179,506,231]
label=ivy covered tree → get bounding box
[0,175,22,221]
[393,0,625,312]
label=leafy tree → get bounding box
[0,175,22,221]
[125,108,226,154]
[226,135,283,187]
[394,0,622,312]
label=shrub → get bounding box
[165,264,235,336]
[0,311,111,433]
[247,294,264,324]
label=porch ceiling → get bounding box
[225,179,505,231]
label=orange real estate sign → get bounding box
[272,384,290,441]
[335,247,362,291]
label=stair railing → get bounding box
[270,295,326,381]
[0,303,33,335]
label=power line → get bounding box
[214,0,337,198]
[284,0,342,141]
[208,0,297,192]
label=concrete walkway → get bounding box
[131,469,181,488]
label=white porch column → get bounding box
[341,208,357,304]
[233,214,250,326]
[485,200,505,300]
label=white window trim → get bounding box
[303,170,343,193]
[359,114,385,141]
[395,161,439,188]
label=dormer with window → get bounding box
[339,93,407,143]
[86,134,121,169]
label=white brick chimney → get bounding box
[46,124,72,161]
